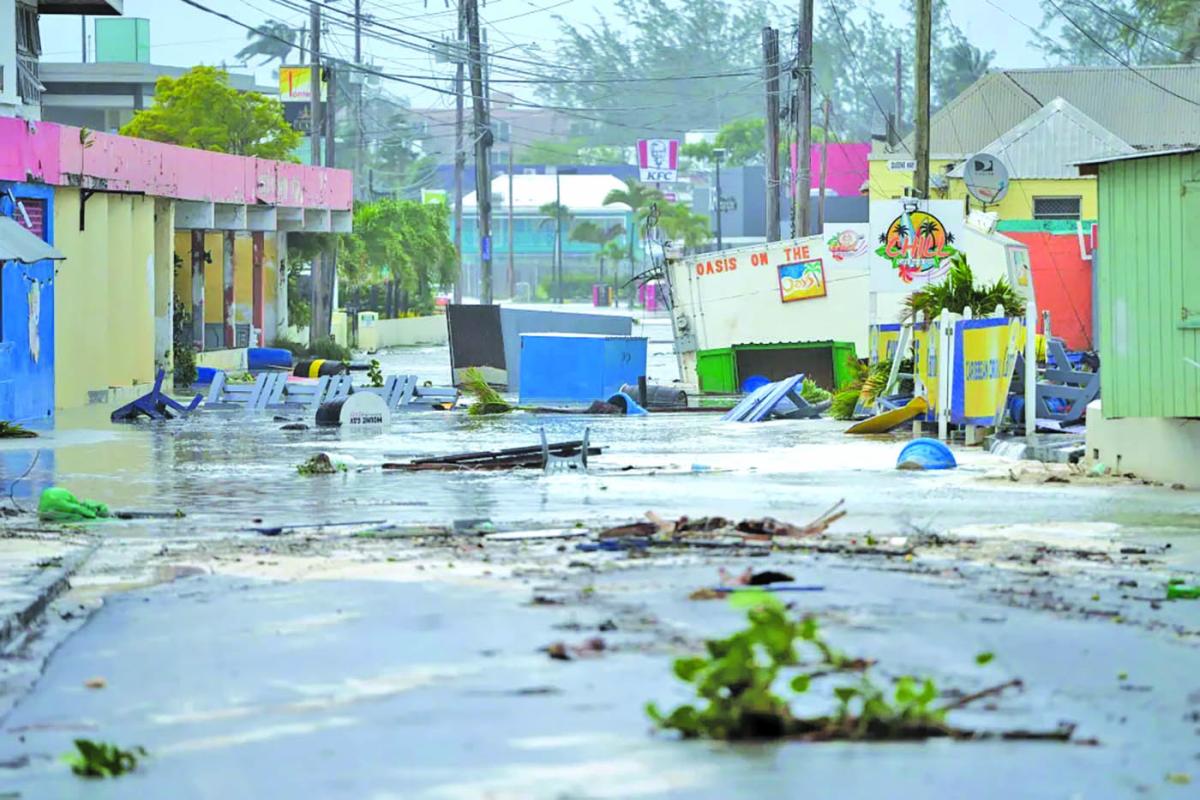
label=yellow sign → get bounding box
[912,322,939,417]
[279,66,326,102]
[870,325,902,365]
[777,258,827,302]
[953,318,1023,425]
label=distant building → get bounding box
[0,0,124,119]
[868,64,1200,219]
[40,61,270,132]
[1078,147,1200,487]
[460,173,633,299]
[410,90,576,162]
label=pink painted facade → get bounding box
[0,117,351,210]
[789,142,871,197]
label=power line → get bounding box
[1031,0,1200,108]
[827,0,912,155]
[1074,0,1193,63]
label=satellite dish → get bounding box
[963,152,1009,205]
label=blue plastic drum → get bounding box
[896,438,957,470]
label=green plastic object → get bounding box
[1166,580,1200,600]
[38,487,110,522]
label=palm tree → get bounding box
[236,21,297,66]
[570,221,624,281]
[602,178,663,217]
[657,203,711,250]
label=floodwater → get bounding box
[2,311,1199,798]
[2,316,1197,546]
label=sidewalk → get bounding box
[0,533,97,653]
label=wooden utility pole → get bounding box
[354,0,364,201]
[308,1,325,344]
[465,0,493,304]
[794,0,813,237]
[762,27,781,243]
[818,97,830,231]
[893,47,903,147]
[309,2,322,168]
[323,62,338,337]
[452,1,465,304]
[913,0,932,198]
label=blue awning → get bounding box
[0,216,64,264]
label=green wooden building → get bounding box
[1078,147,1200,487]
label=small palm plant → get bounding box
[901,252,1024,322]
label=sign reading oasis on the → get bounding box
[689,242,828,303]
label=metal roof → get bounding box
[947,97,1134,179]
[1073,146,1200,175]
[0,216,64,264]
[880,64,1200,159]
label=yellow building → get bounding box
[868,64,1200,221]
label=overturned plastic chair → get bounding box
[541,427,590,472]
[111,369,201,422]
[722,374,830,422]
[204,371,288,413]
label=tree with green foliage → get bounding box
[546,0,777,142]
[550,0,996,144]
[121,66,300,161]
[235,20,297,66]
[1033,0,1177,64]
[337,199,458,315]
[516,137,627,165]
[681,119,839,166]
[1134,0,1200,60]
[657,202,711,250]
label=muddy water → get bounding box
[1,317,1197,553]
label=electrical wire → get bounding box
[1074,0,1194,63]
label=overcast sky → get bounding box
[41,0,1053,109]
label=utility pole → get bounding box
[309,2,322,169]
[452,1,465,304]
[762,27,781,243]
[794,0,813,237]
[913,0,932,198]
[81,16,87,62]
[507,145,515,299]
[893,47,903,147]
[818,97,830,231]
[465,0,493,305]
[308,1,324,345]
[714,149,725,251]
[354,0,365,201]
[323,61,338,337]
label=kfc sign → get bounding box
[637,139,679,183]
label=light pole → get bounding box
[713,147,726,251]
[553,167,576,304]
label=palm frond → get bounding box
[462,367,514,416]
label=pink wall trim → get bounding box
[0,119,351,210]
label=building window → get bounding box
[1032,196,1081,221]
[15,1,43,105]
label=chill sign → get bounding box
[637,139,679,183]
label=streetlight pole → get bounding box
[554,169,562,304]
[713,148,726,251]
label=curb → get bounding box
[0,540,99,653]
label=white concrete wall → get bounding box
[1085,400,1200,488]
[367,316,449,349]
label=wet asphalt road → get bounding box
[2,552,1198,799]
[2,317,1199,798]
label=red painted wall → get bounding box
[1004,229,1094,351]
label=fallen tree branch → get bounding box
[938,678,1024,713]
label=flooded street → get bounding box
[2,319,1199,798]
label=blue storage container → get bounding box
[519,334,648,405]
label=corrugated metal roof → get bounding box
[0,216,64,264]
[947,97,1134,179]
[883,64,1200,158]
